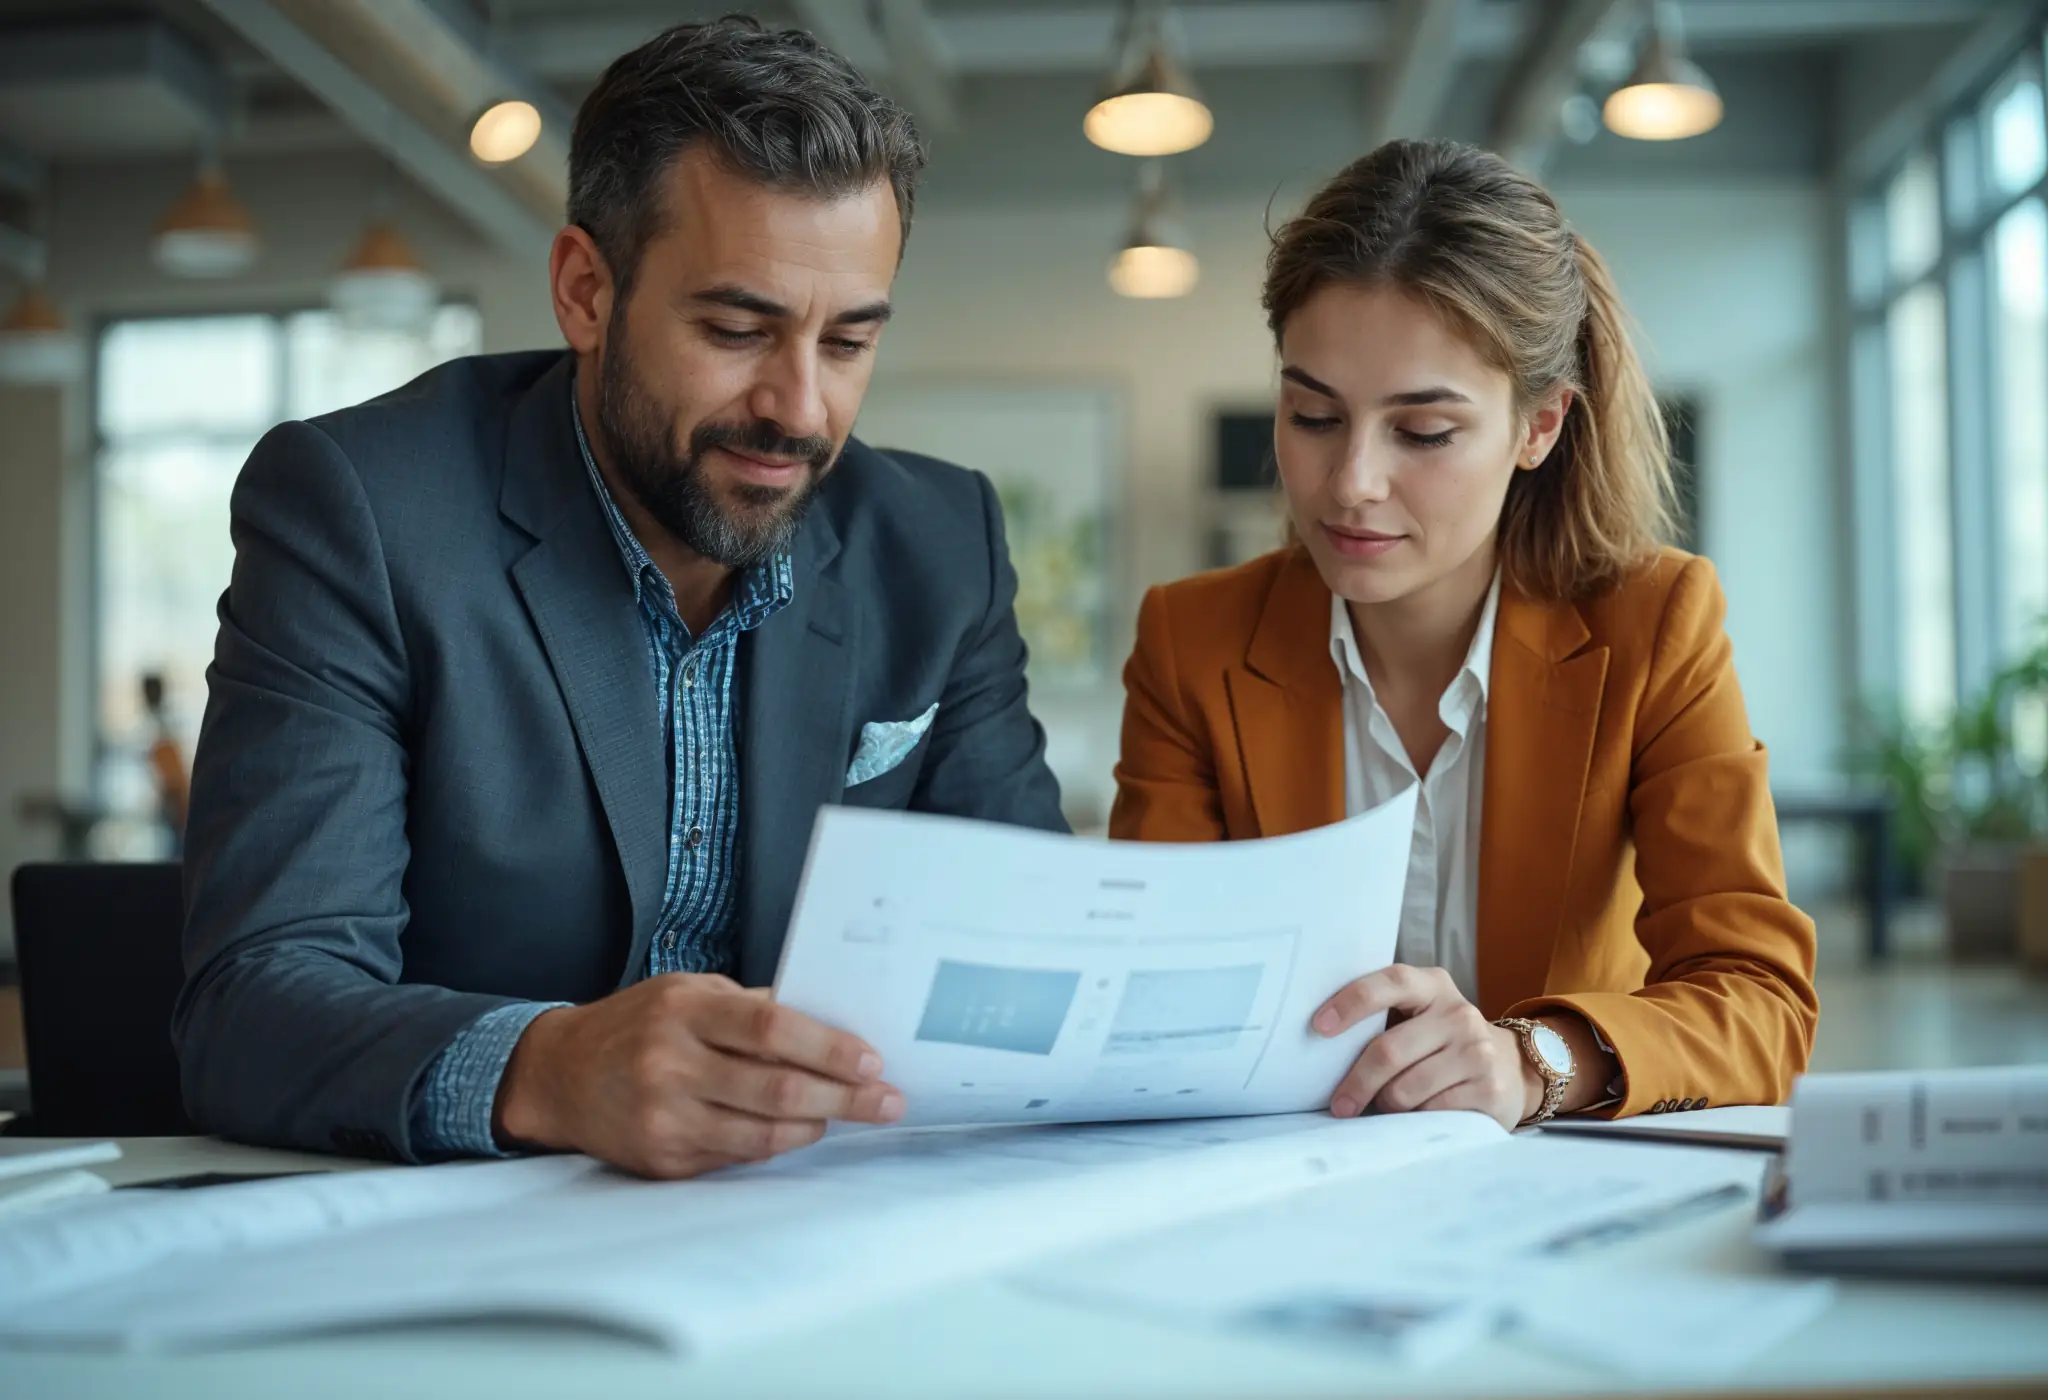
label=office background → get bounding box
[0,0,2044,1076]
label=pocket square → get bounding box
[845,702,939,787]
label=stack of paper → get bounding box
[1757,1065,2048,1279]
[0,1111,1817,1376]
[0,1140,119,1218]
[0,1113,1500,1353]
[1017,1134,1820,1383]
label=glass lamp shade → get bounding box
[1085,48,1213,156]
[1110,243,1199,299]
[470,100,542,164]
[151,170,259,277]
[0,285,83,384]
[330,220,439,331]
[1603,29,1722,140]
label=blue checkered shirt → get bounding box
[409,390,794,1158]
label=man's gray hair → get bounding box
[568,15,927,290]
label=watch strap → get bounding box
[1496,1016,1572,1126]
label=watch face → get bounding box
[1531,1024,1574,1076]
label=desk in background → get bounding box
[1774,789,1898,962]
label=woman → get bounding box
[1110,140,1817,1130]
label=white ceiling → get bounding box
[0,0,2016,259]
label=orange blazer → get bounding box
[1109,545,1818,1117]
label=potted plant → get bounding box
[1855,624,2048,962]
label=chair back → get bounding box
[10,862,193,1135]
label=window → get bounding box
[1851,31,2048,723]
[1994,198,2047,657]
[1886,284,1956,728]
[1986,63,2047,198]
[1886,151,1942,283]
[94,305,482,851]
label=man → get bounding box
[140,672,191,845]
[176,18,1065,1178]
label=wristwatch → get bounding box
[1496,1017,1574,1126]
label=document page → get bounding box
[0,1154,595,1314]
[0,1110,1502,1353]
[1017,1137,1796,1380]
[773,792,1417,1127]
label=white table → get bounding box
[4,1134,2046,1400]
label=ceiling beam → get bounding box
[1365,0,1476,146]
[503,0,2008,84]
[791,1,891,77]
[0,141,45,200]
[311,0,571,213]
[1488,0,1628,173]
[792,0,958,138]
[1840,1,2048,183]
[412,2,576,141]
[1674,0,2019,42]
[876,0,960,136]
[0,222,45,280]
[0,20,230,129]
[191,0,555,257]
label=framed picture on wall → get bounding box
[853,382,1121,689]
[1210,407,1285,569]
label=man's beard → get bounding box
[595,324,835,570]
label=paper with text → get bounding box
[1017,1138,1794,1377]
[773,793,1417,1127]
[0,1112,1499,1353]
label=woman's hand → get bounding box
[1313,965,1540,1132]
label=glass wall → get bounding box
[1996,197,2047,659]
[93,306,481,851]
[1886,280,1956,728]
[1853,32,2048,723]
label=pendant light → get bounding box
[151,155,259,278]
[0,199,80,384]
[0,283,82,385]
[331,221,438,333]
[1085,1,1213,158]
[331,166,439,333]
[1109,162,1198,299]
[470,98,542,165]
[1603,0,1722,142]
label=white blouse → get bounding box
[1329,575,1501,1003]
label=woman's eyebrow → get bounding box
[1280,368,1473,408]
[1380,387,1472,407]
[1280,365,1339,397]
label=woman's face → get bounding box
[1274,281,1567,608]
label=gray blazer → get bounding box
[176,351,1066,1161]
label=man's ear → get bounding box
[550,225,615,355]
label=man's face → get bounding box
[594,148,901,568]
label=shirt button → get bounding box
[682,663,697,688]
[687,826,704,850]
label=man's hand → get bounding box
[494,973,904,1178]
[1312,965,1539,1132]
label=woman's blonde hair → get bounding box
[1263,138,1676,601]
